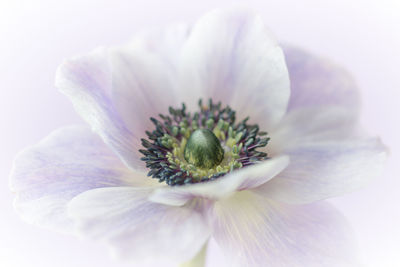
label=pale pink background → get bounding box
[1,1,399,266]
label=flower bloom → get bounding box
[10,8,387,267]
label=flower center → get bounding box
[139,99,270,186]
[184,129,224,169]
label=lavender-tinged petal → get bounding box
[258,137,387,204]
[178,8,290,130]
[10,126,152,233]
[209,191,358,267]
[268,106,361,156]
[56,48,147,171]
[109,42,182,138]
[68,187,210,265]
[284,45,360,116]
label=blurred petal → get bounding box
[180,243,207,267]
[209,191,358,267]
[149,156,289,206]
[68,187,210,265]
[258,137,387,204]
[283,45,360,116]
[10,126,151,233]
[178,8,290,129]
[268,106,361,156]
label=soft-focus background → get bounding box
[1,0,399,266]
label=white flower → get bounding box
[10,8,387,267]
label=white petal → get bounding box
[68,187,210,265]
[56,44,180,172]
[109,41,182,139]
[149,156,289,206]
[258,137,387,204]
[268,106,361,156]
[178,8,290,130]
[283,45,360,115]
[131,23,190,70]
[56,48,142,171]
[209,191,358,267]
[9,126,150,233]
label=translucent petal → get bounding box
[68,187,210,265]
[258,137,387,204]
[284,45,360,116]
[10,126,151,233]
[209,191,358,267]
[178,8,290,130]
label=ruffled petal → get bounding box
[68,187,210,265]
[283,45,360,116]
[10,126,151,233]
[258,137,387,204]
[178,8,290,130]
[149,156,289,206]
[209,191,358,267]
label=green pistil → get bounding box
[184,129,224,169]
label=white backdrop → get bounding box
[1,0,399,266]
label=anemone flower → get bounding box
[10,7,387,267]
